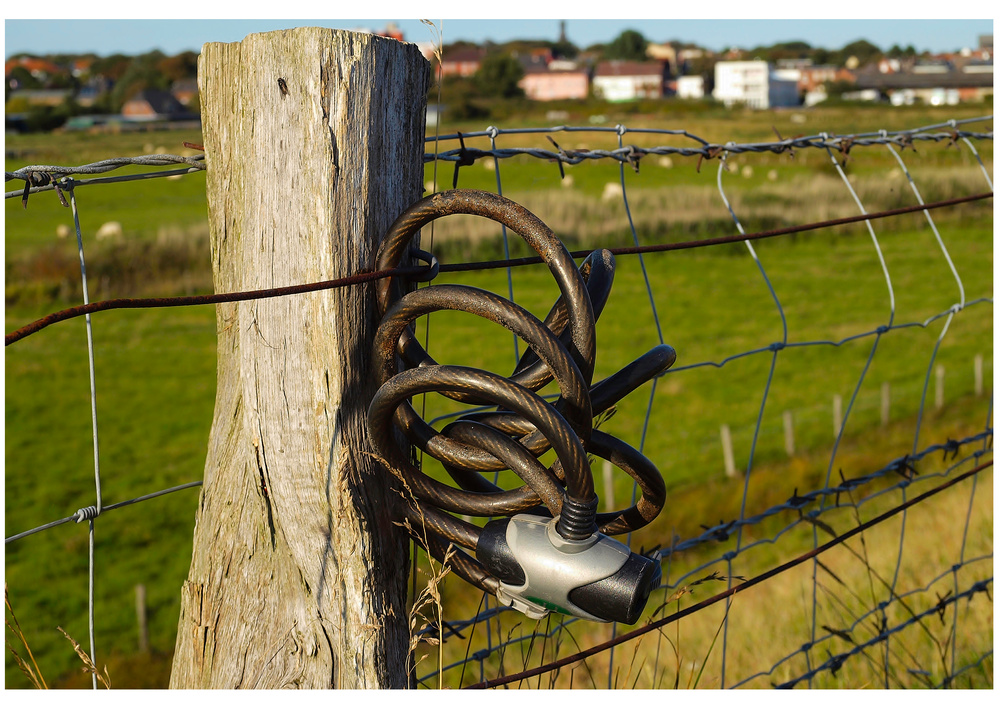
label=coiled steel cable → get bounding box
[368,189,675,597]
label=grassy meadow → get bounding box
[4,103,993,688]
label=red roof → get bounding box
[442,48,486,64]
[594,60,666,77]
[5,56,66,77]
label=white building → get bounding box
[592,61,670,102]
[676,75,705,99]
[713,61,799,109]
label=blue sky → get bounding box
[3,10,994,58]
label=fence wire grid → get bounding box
[4,115,994,690]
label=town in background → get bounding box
[4,22,993,134]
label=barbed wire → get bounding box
[5,154,207,205]
[735,553,994,688]
[460,459,992,689]
[4,117,993,689]
[413,440,992,678]
[5,117,991,203]
[413,117,993,688]
[422,117,992,178]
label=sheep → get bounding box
[95,221,123,242]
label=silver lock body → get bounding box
[482,514,636,621]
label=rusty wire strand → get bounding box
[5,264,430,346]
[5,191,991,348]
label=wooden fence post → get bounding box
[170,28,429,689]
[721,424,737,477]
[135,584,149,654]
[783,410,795,456]
[832,394,843,439]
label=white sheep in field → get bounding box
[601,182,623,202]
[95,221,123,242]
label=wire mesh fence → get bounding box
[4,114,993,689]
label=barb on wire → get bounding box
[463,459,992,689]
[5,151,207,204]
[6,152,206,183]
[774,577,993,689]
[6,118,992,690]
[415,438,992,682]
[659,431,991,561]
[424,120,993,168]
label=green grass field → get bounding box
[4,104,993,688]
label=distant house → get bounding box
[6,88,74,106]
[378,22,405,42]
[5,56,66,82]
[171,78,199,106]
[676,75,705,100]
[74,76,113,107]
[794,65,857,106]
[713,61,799,109]
[75,86,102,107]
[854,62,993,105]
[439,48,486,77]
[516,48,554,73]
[519,62,590,101]
[797,65,855,92]
[592,61,670,102]
[121,89,190,120]
[70,57,94,78]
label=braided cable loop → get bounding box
[375,189,598,384]
[369,189,673,587]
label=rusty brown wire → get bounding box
[5,190,991,348]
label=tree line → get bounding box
[5,49,199,131]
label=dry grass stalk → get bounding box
[5,583,48,689]
[382,456,454,688]
[56,626,111,689]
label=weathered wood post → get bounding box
[782,410,795,457]
[170,28,429,689]
[136,584,149,654]
[720,424,737,477]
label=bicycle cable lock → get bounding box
[368,189,676,625]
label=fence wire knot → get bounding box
[74,505,100,523]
